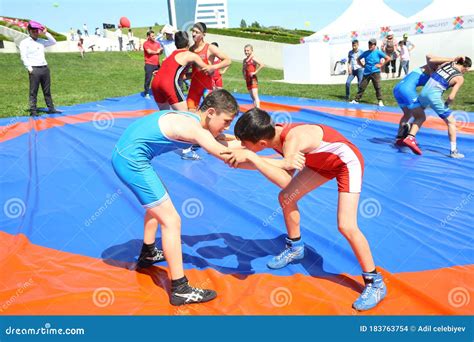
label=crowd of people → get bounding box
[18,20,471,311]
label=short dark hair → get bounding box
[193,22,207,33]
[352,39,359,44]
[457,56,472,68]
[174,31,189,49]
[146,30,154,37]
[234,108,275,143]
[211,42,219,47]
[199,89,239,115]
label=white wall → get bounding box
[284,28,474,84]
[0,40,17,53]
[205,33,289,69]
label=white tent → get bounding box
[408,0,474,21]
[304,0,410,42]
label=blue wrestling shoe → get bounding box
[267,237,304,269]
[352,272,387,311]
[181,146,201,160]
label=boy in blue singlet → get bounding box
[404,56,471,158]
[111,89,240,306]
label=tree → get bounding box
[240,19,247,28]
[251,21,261,28]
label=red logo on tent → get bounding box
[415,22,424,34]
[323,35,330,42]
[380,26,391,37]
[453,16,464,29]
[351,31,358,39]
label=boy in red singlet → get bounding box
[225,108,387,311]
[242,44,264,108]
[187,22,231,111]
[151,31,212,111]
[210,42,229,89]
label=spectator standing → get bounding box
[345,39,364,101]
[157,25,177,58]
[143,30,163,98]
[116,27,123,51]
[83,23,89,36]
[350,38,391,107]
[78,38,85,58]
[19,22,61,116]
[381,31,398,78]
[397,41,410,77]
[128,29,136,51]
[402,33,415,73]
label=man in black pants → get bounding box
[143,30,163,99]
[19,22,61,116]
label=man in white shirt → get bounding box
[116,27,123,51]
[156,24,176,58]
[19,21,61,116]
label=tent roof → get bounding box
[306,0,409,40]
[408,0,474,21]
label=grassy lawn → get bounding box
[1,51,473,118]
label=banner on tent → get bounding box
[304,15,474,44]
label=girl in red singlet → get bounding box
[242,44,265,108]
[187,22,231,111]
[151,31,211,111]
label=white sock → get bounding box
[450,142,456,152]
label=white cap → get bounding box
[163,24,175,34]
[387,31,394,36]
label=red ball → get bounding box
[119,17,130,28]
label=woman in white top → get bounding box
[397,40,410,77]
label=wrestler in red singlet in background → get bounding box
[151,31,212,111]
[187,22,231,111]
[242,44,264,108]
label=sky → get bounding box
[0,0,432,33]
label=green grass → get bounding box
[0,34,13,42]
[207,26,314,44]
[0,51,472,118]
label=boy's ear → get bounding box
[259,139,269,148]
[204,107,216,117]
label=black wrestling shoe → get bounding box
[136,247,165,268]
[170,282,217,306]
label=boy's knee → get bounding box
[278,190,297,208]
[156,211,181,228]
[338,224,358,237]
